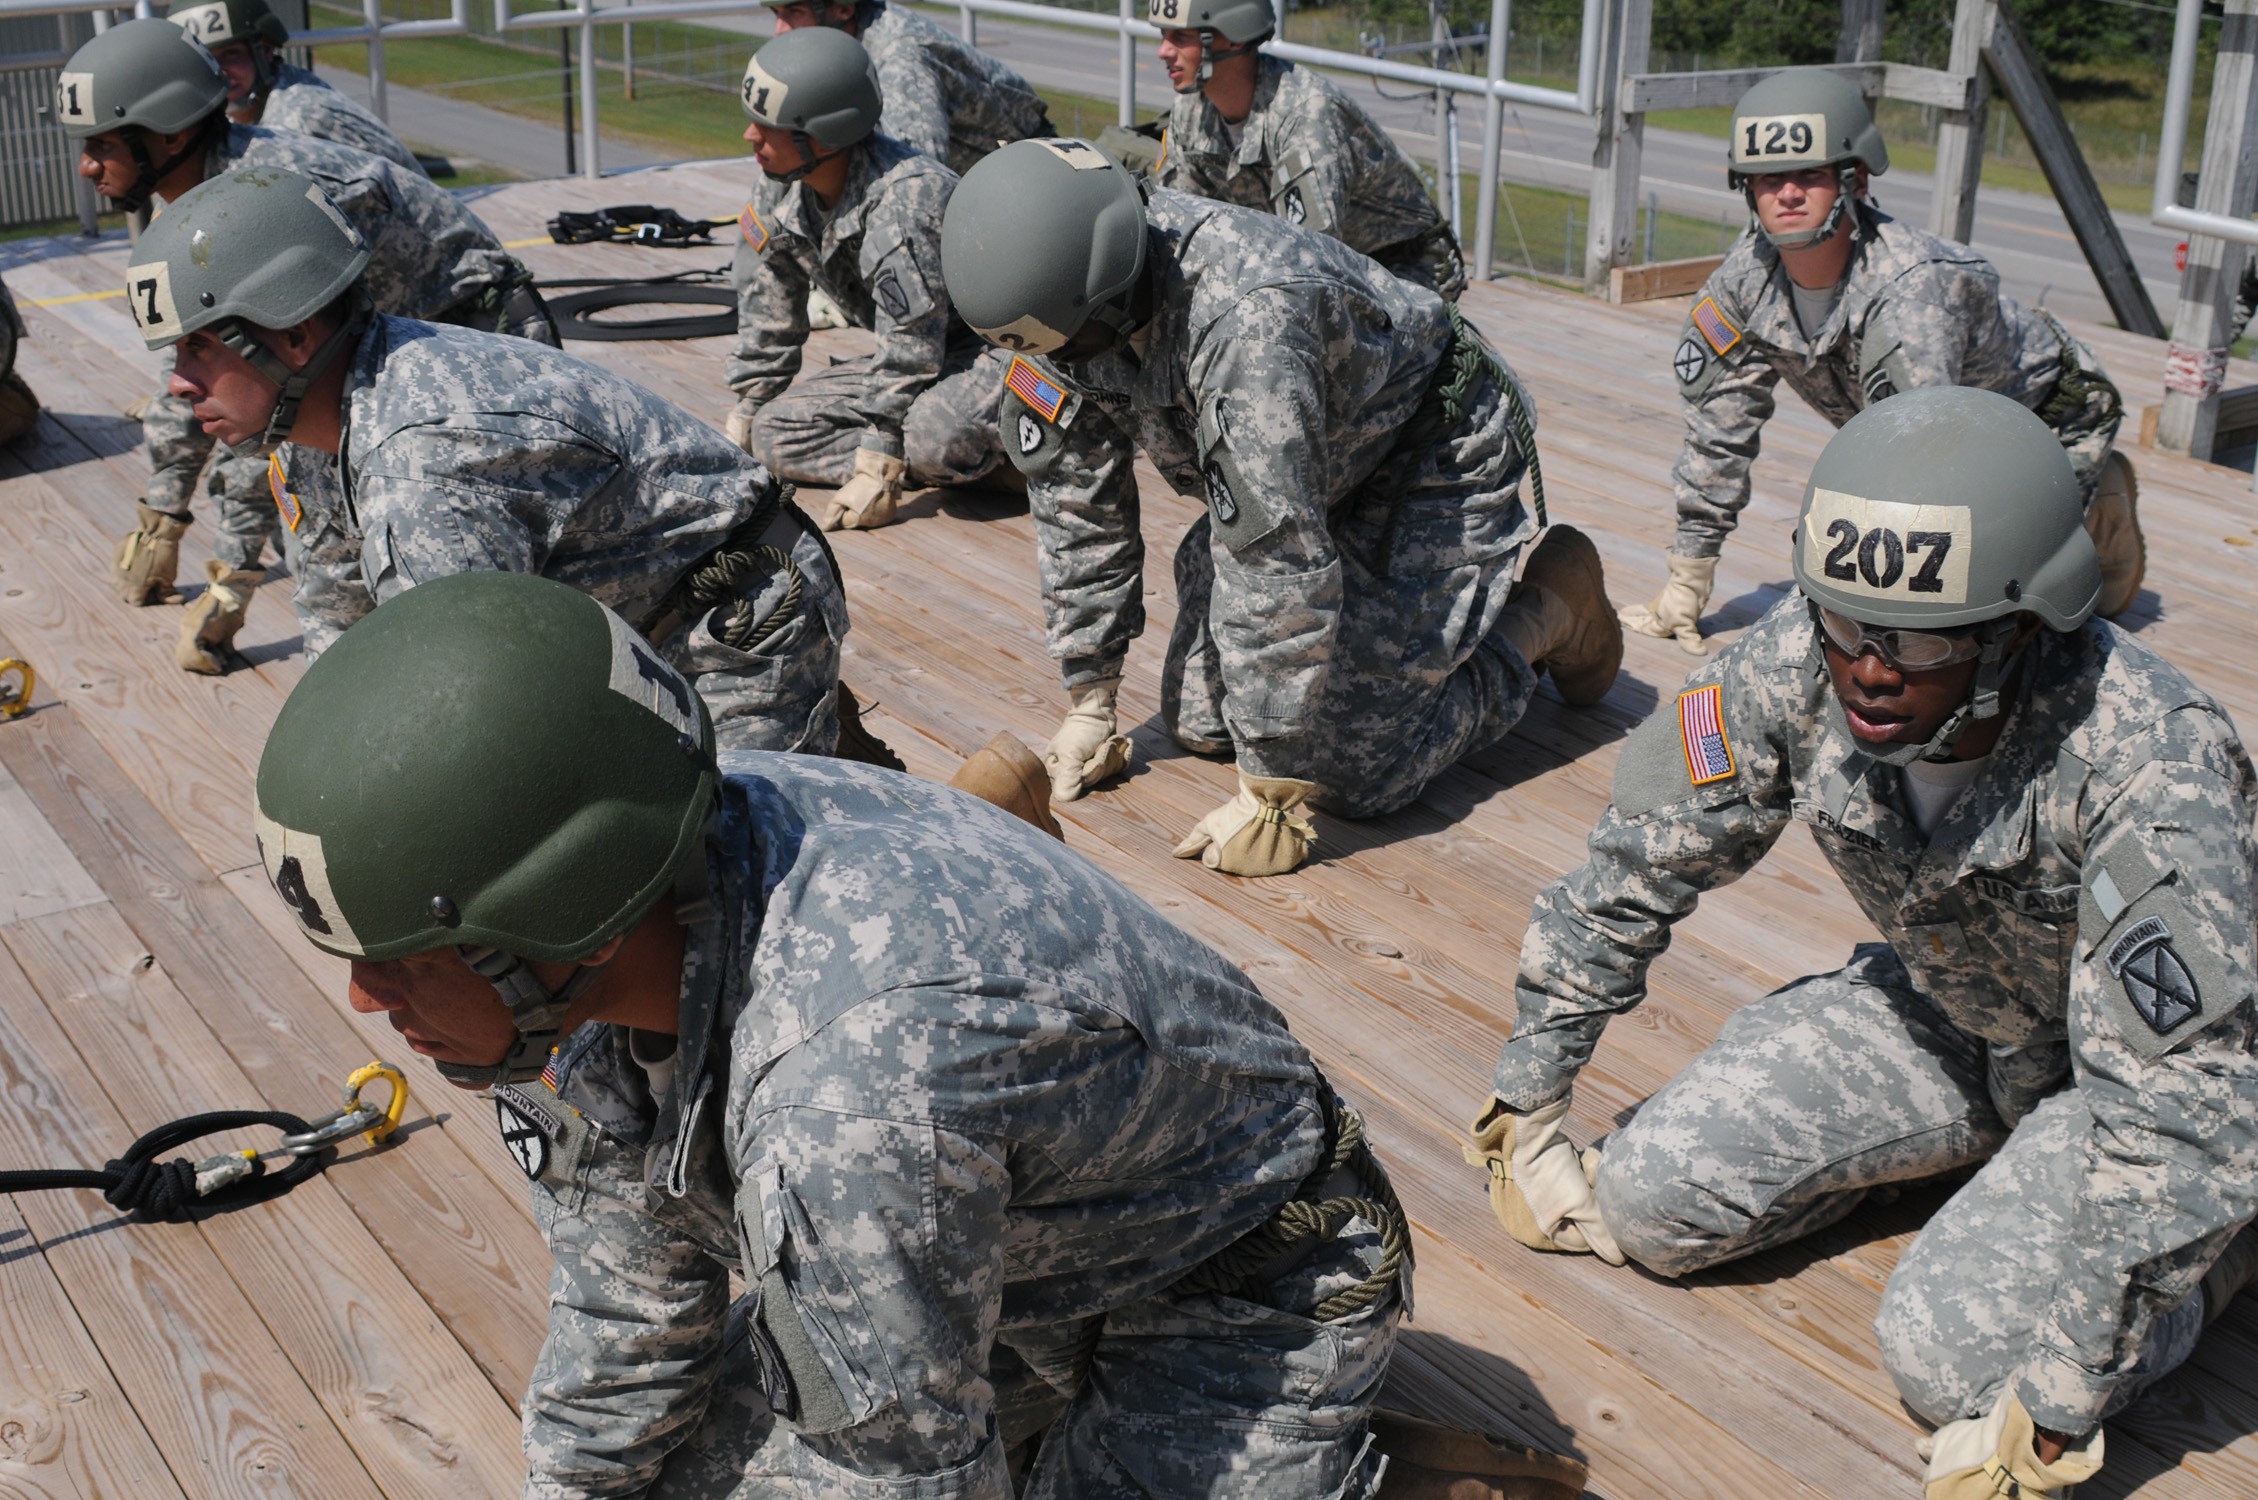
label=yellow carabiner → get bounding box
[0,658,34,720]
[343,1061,410,1146]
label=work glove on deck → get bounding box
[1173,772,1316,878]
[115,502,192,606]
[822,446,905,532]
[1618,550,1715,656]
[1921,1391,2101,1499]
[1043,678,1132,802]
[1465,1096,1625,1264]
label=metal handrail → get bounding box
[2150,0,2257,247]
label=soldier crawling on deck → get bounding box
[1621,68,2147,655]
[940,140,1621,880]
[1470,388,2258,1499]
[60,18,555,670]
[120,165,877,768]
[1146,0,1465,300]
[758,0,1050,176]
[243,568,1447,1499]
[722,28,1011,533]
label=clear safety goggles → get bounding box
[1809,601,1987,671]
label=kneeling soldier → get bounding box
[131,168,856,757]
[941,140,1621,878]
[167,0,422,170]
[255,569,1413,1497]
[1149,0,1464,298]
[1624,69,2144,653]
[62,18,554,637]
[724,27,1009,531]
[1475,388,2258,1498]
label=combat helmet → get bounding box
[941,137,1148,357]
[755,0,885,36]
[1793,385,2098,765]
[1147,0,1275,89]
[56,17,228,209]
[168,0,291,102]
[125,167,373,448]
[1727,67,1888,250]
[256,570,719,1088]
[741,25,881,179]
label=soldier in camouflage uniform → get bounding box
[64,18,553,642]
[761,0,1050,175]
[1624,69,2145,656]
[251,569,1412,1499]
[168,0,422,170]
[1472,388,2258,1499]
[723,28,1008,532]
[940,139,1620,878]
[1147,0,1464,299]
[129,169,853,758]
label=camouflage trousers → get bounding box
[748,344,1009,490]
[1594,944,2209,1424]
[650,1243,1399,1498]
[1165,370,1542,819]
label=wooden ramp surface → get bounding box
[2,159,2255,1499]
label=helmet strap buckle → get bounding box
[215,293,369,452]
[437,946,613,1089]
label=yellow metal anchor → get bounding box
[0,658,33,719]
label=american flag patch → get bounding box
[267,452,303,533]
[1691,297,1741,356]
[1005,356,1068,422]
[539,1048,560,1092]
[1678,684,1736,786]
[738,203,768,253]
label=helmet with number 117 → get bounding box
[1726,66,1888,250]
[1792,385,2099,766]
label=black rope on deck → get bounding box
[0,1109,329,1222]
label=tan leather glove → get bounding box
[1172,772,1317,877]
[1464,1097,1626,1264]
[115,502,193,606]
[1922,1390,2102,1499]
[723,400,759,453]
[1042,678,1132,802]
[175,561,263,675]
[821,447,907,531]
[1617,550,1716,655]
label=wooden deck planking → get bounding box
[0,160,2253,1498]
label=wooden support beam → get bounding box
[1980,2,2165,337]
[1608,253,1728,304]
[1836,0,1885,64]
[2158,0,2258,458]
[1929,0,1992,243]
[1583,0,1652,290]
[1625,62,1970,115]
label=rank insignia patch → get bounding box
[1677,684,1735,786]
[738,203,768,253]
[1691,297,1741,356]
[2104,914,2202,1035]
[267,452,303,533]
[1005,356,1068,422]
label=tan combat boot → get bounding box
[833,682,908,771]
[0,370,40,447]
[175,561,263,674]
[2085,451,2145,618]
[1370,1409,1587,1500]
[1499,525,1624,706]
[948,732,1065,840]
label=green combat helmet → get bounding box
[125,166,372,448]
[168,0,292,104]
[256,571,719,1088]
[1793,385,2099,766]
[740,24,881,181]
[1147,0,1275,90]
[755,0,884,34]
[941,137,1148,357]
[1726,67,1888,250]
[56,17,228,210]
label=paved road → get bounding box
[320,5,2191,329]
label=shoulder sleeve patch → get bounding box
[739,203,769,254]
[1691,296,1741,356]
[1677,684,1737,786]
[1005,354,1070,423]
[1196,397,1286,553]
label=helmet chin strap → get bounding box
[118,127,211,214]
[761,133,837,185]
[1188,29,1261,92]
[213,295,369,453]
[244,42,280,109]
[1814,619,2022,769]
[436,947,613,1089]
[1747,162,1860,253]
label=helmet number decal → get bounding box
[254,810,366,954]
[56,72,95,128]
[1151,0,1184,20]
[1034,137,1116,172]
[171,2,236,44]
[601,606,699,739]
[1805,488,1969,605]
[1732,112,1825,166]
[124,262,180,336]
[740,58,786,121]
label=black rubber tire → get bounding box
[544,282,737,342]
